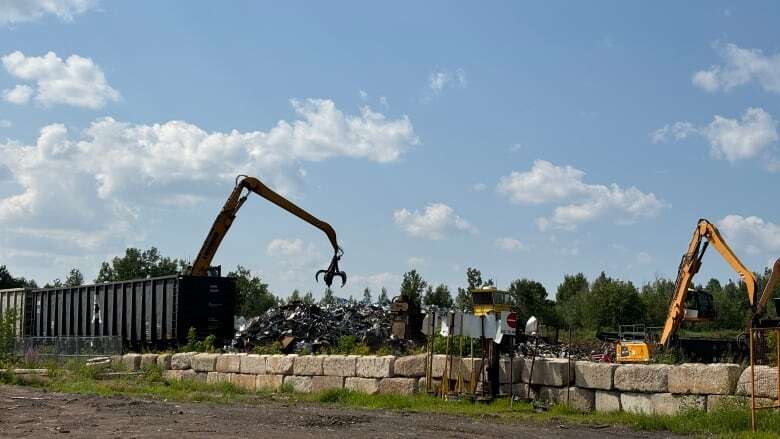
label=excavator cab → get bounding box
[683,288,715,321]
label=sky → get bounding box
[1,1,780,301]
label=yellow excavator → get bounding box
[190,175,346,287]
[616,218,780,363]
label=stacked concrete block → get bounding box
[345,377,380,395]
[122,353,141,371]
[156,353,172,370]
[171,352,196,370]
[312,376,344,392]
[574,362,617,390]
[256,374,284,391]
[536,386,595,412]
[240,354,267,375]
[162,369,196,382]
[284,375,312,393]
[620,393,654,415]
[522,358,573,387]
[650,393,706,416]
[668,363,741,395]
[215,354,242,373]
[595,391,621,412]
[323,355,357,377]
[499,358,523,384]
[191,353,219,372]
[356,355,394,378]
[207,371,235,384]
[293,355,324,376]
[232,373,257,391]
[267,355,296,375]
[140,354,158,368]
[393,354,427,377]
[614,364,671,393]
[378,378,417,395]
[736,366,778,399]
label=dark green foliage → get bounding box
[423,284,453,309]
[454,267,493,312]
[362,287,372,304]
[227,266,276,318]
[507,278,560,327]
[64,268,84,287]
[639,277,674,327]
[0,309,17,364]
[288,289,301,303]
[0,265,37,289]
[303,291,315,305]
[95,247,184,282]
[556,273,588,303]
[399,269,427,308]
[377,287,390,307]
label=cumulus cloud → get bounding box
[717,215,780,255]
[693,43,780,94]
[0,119,10,128]
[497,160,666,230]
[2,51,120,109]
[427,68,467,98]
[0,0,97,25]
[0,99,417,256]
[653,107,778,163]
[494,237,525,252]
[393,203,476,240]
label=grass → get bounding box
[1,363,778,438]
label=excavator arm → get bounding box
[659,219,757,347]
[756,258,780,319]
[190,175,346,287]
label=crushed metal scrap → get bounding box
[234,301,395,352]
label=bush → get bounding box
[0,309,17,366]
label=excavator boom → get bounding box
[658,219,757,347]
[191,175,346,287]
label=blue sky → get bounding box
[1,1,780,300]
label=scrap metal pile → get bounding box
[234,301,393,352]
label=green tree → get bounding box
[320,287,335,306]
[289,289,302,303]
[362,287,372,304]
[640,277,674,327]
[64,268,84,287]
[227,266,276,318]
[556,273,588,303]
[95,247,182,282]
[455,267,493,311]
[377,287,390,307]
[507,278,559,326]
[423,284,453,308]
[399,269,427,307]
[0,265,37,289]
[303,291,315,305]
[578,272,645,330]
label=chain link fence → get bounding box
[15,336,123,363]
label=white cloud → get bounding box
[407,256,427,267]
[2,84,32,104]
[693,43,780,94]
[393,203,477,240]
[717,215,780,255]
[0,99,417,257]
[497,160,666,230]
[636,251,653,264]
[0,119,11,128]
[428,68,467,94]
[359,90,368,100]
[494,237,525,252]
[379,96,389,109]
[508,143,524,152]
[0,0,97,25]
[2,51,120,109]
[653,107,778,163]
[267,238,323,267]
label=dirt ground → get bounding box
[0,385,680,438]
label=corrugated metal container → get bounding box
[25,275,235,348]
[0,288,29,336]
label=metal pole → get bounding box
[750,328,756,433]
[526,334,539,400]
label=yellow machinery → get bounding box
[191,175,346,287]
[471,286,510,316]
[616,218,780,363]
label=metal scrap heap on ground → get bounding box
[234,301,393,352]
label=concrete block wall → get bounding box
[120,352,777,416]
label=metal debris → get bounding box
[234,301,395,352]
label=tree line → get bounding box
[3,246,779,332]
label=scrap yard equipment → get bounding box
[617,218,780,363]
[191,175,346,287]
